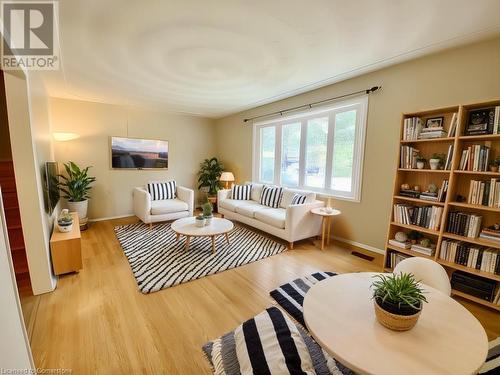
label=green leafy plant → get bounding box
[416,156,426,162]
[58,161,96,202]
[197,157,224,196]
[202,200,213,217]
[372,273,427,310]
[430,153,445,165]
[407,230,423,242]
[489,157,500,167]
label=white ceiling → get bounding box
[42,0,500,118]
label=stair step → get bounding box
[0,177,16,192]
[1,191,18,209]
[0,161,14,178]
[5,209,21,227]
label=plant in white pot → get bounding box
[58,161,96,224]
[416,156,426,170]
[429,153,445,170]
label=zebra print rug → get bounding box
[114,222,287,293]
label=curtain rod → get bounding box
[243,86,381,123]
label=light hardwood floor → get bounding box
[21,216,499,374]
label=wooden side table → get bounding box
[311,207,341,250]
[50,212,82,275]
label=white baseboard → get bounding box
[332,235,385,255]
[89,214,135,222]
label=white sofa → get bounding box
[133,185,194,226]
[217,183,324,248]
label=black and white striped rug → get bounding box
[114,222,287,293]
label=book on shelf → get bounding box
[458,145,490,171]
[444,144,453,170]
[410,243,435,256]
[440,240,500,275]
[467,179,500,207]
[400,145,419,169]
[399,189,421,198]
[465,106,500,135]
[398,180,448,203]
[479,227,500,243]
[403,117,423,140]
[437,179,449,202]
[388,239,411,249]
[387,251,409,269]
[451,271,498,302]
[493,285,500,305]
[447,112,458,137]
[418,130,447,139]
[446,211,482,238]
[393,203,443,231]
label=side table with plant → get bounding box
[371,272,427,331]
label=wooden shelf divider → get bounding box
[384,100,500,310]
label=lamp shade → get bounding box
[220,172,235,182]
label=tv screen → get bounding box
[110,137,169,169]
[44,161,59,215]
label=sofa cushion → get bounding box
[291,193,307,205]
[280,188,316,208]
[250,183,264,202]
[231,184,252,200]
[150,198,188,215]
[220,199,259,212]
[235,203,267,218]
[260,186,283,208]
[255,208,286,229]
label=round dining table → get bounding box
[303,272,488,375]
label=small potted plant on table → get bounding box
[202,200,213,226]
[371,273,427,331]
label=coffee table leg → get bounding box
[176,233,180,242]
[211,236,216,254]
[225,232,230,245]
[185,236,191,251]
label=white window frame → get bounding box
[252,95,368,202]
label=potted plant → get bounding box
[407,230,423,244]
[197,157,224,211]
[202,200,213,226]
[416,156,426,170]
[58,161,96,222]
[371,273,427,331]
[429,153,445,170]
[57,209,73,233]
[489,157,500,172]
[195,214,206,228]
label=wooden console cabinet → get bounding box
[50,212,82,275]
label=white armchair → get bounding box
[133,185,194,227]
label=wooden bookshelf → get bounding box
[384,100,500,310]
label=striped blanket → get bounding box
[270,271,337,326]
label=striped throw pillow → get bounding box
[147,181,176,200]
[291,193,307,205]
[234,307,315,375]
[260,186,283,208]
[232,184,252,200]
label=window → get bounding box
[253,96,368,201]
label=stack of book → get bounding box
[458,145,490,171]
[418,127,446,139]
[388,239,411,249]
[479,227,500,243]
[410,243,435,256]
[446,211,482,238]
[440,240,499,275]
[447,113,458,137]
[393,204,443,230]
[386,251,410,269]
[451,271,498,302]
[399,189,421,198]
[403,117,423,140]
[467,179,500,207]
[400,146,419,169]
[465,106,500,135]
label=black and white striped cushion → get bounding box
[232,184,252,200]
[260,186,283,208]
[147,181,176,200]
[234,307,315,375]
[291,194,307,205]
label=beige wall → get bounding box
[50,98,217,219]
[215,37,500,251]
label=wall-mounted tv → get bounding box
[110,137,168,169]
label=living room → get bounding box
[1,1,500,374]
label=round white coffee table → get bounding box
[310,207,341,250]
[171,217,234,254]
[303,272,488,375]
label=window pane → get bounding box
[281,123,301,186]
[305,117,328,188]
[260,126,275,182]
[332,110,356,192]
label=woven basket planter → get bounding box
[374,300,422,331]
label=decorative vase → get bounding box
[67,199,88,221]
[374,298,422,331]
[204,214,213,226]
[195,217,205,227]
[416,161,425,169]
[429,159,440,170]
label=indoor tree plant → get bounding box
[197,157,223,210]
[371,272,427,331]
[58,161,96,222]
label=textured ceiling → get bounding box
[41,0,500,118]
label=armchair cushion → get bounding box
[150,198,188,215]
[147,180,176,200]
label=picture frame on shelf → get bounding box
[425,117,444,129]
